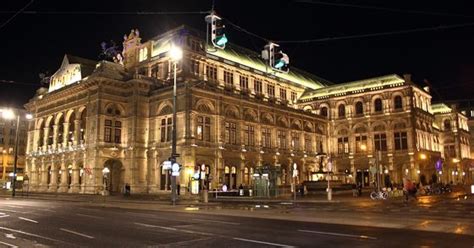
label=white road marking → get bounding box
[76,213,104,219]
[0,215,10,218]
[233,237,296,247]
[0,241,18,248]
[0,209,21,213]
[0,227,62,242]
[60,228,94,239]
[5,233,16,239]
[4,205,24,209]
[192,218,240,225]
[298,229,377,240]
[134,222,177,231]
[18,217,38,224]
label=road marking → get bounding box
[0,215,10,218]
[60,228,94,239]
[192,218,240,225]
[0,227,62,242]
[233,237,296,248]
[0,241,18,248]
[0,209,21,213]
[298,229,377,240]
[4,205,24,209]
[5,233,16,239]
[18,217,38,224]
[76,213,104,219]
[134,222,177,231]
[36,209,55,213]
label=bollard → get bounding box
[327,188,332,201]
[202,189,208,203]
[239,189,244,196]
[249,189,253,197]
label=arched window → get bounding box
[394,96,403,110]
[80,109,87,142]
[444,119,451,131]
[47,119,54,146]
[56,115,64,145]
[37,121,44,147]
[320,107,328,118]
[67,113,75,143]
[355,101,364,115]
[338,104,345,118]
[374,98,383,112]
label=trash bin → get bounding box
[202,189,208,203]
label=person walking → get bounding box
[403,178,417,203]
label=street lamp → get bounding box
[169,44,182,205]
[0,108,33,197]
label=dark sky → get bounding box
[2,0,474,108]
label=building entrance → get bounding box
[103,159,123,194]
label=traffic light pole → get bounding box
[171,61,178,205]
[12,114,20,198]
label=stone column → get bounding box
[48,164,59,192]
[52,125,59,149]
[58,160,68,193]
[74,120,81,146]
[69,160,80,193]
[63,122,70,148]
[38,162,48,192]
[43,127,50,151]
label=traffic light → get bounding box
[205,13,228,49]
[262,42,289,73]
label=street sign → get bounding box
[171,163,180,176]
[163,161,172,170]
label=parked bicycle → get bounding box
[370,190,388,200]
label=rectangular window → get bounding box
[243,125,255,146]
[267,84,275,97]
[444,144,456,157]
[224,71,233,86]
[206,65,217,81]
[190,40,201,52]
[355,135,367,153]
[305,135,312,152]
[291,92,297,102]
[254,79,262,94]
[225,122,237,144]
[160,119,166,142]
[394,132,408,150]
[262,128,271,148]
[239,75,249,90]
[104,119,112,142]
[191,60,199,74]
[197,116,211,141]
[277,130,287,149]
[280,88,287,100]
[114,125,121,144]
[291,132,299,150]
[166,118,172,142]
[374,133,387,151]
[338,137,349,154]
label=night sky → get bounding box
[1,0,474,108]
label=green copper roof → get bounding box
[207,44,329,89]
[431,103,452,114]
[148,25,330,89]
[300,74,405,100]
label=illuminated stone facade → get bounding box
[24,26,471,195]
[0,107,29,185]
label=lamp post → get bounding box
[0,109,32,197]
[169,45,183,205]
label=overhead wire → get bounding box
[0,10,210,15]
[0,0,35,30]
[294,0,474,19]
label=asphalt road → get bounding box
[0,198,473,247]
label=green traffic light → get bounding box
[216,34,228,47]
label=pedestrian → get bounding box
[403,178,417,203]
[177,184,181,195]
[357,183,362,197]
[352,183,357,197]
